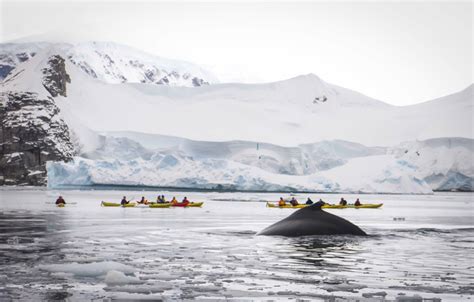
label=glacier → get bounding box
[47,133,436,194]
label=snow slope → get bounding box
[61,76,473,146]
[0,42,50,80]
[3,45,471,147]
[0,42,217,86]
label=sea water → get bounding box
[0,189,472,301]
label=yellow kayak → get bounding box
[101,201,136,207]
[266,202,308,209]
[344,203,383,209]
[266,202,382,209]
[148,203,172,208]
[56,203,65,208]
[168,202,204,207]
[186,202,204,207]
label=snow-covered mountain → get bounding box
[0,42,217,87]
[0,41,472,192]
[3,46,472,146]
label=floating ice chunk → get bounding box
[38,261,135,277]
[104,270,141,285]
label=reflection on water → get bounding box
[0,189,472,301]
[0,211,74,301]
[285,236,363,268]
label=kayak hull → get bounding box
[148,203,172,208]
[170,202,204,207]
[266,202,307,209]
[101,201,136,207]
[346,203,383,209]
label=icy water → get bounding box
[0,189,472,301]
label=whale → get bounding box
[258,201,367,237]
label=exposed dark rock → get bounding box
[15,52,30,62]
[157,76,169,85]
[0,65,15,80]
[0,92,75,186]
[170,71,180,78]
[192,77,209,87]
[69,57,98,78]
[41,55,71,97]
[144,68,159,82]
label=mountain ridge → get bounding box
[0,41,218,87]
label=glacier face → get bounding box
[47,133,434,194]
[390,138,474,191]
[46,131,472,193]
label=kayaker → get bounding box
[157,195,165,203]
[314,199,326,208]
[171,196,178,204]
[182,197,190,204]
[120,196,129,206]
[305,198,313,205]
[161,195,166,203]
[339,198,347,206]
[290,197,299,206]
[278,197,286,206]
[55,196,66,205]
[355,198,362,206]
[138,196,147,204]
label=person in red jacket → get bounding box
[182,197,190,205]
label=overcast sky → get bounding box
[0,0,472,105]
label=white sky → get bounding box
[0,0,472,105]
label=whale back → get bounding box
[259,204,367,236]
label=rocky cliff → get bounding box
[0,53,75,185]
[0,92,75,185]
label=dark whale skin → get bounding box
[258,203,367,237]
